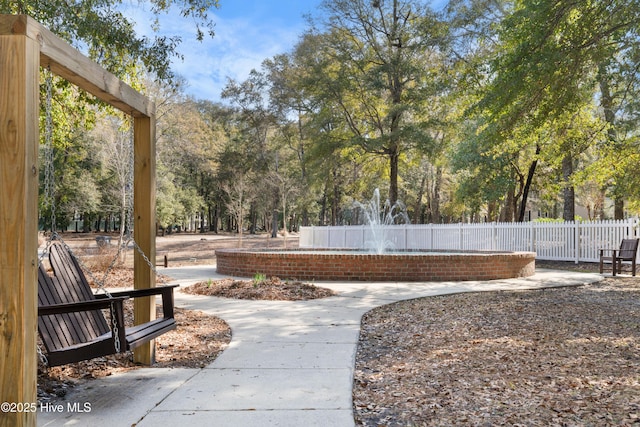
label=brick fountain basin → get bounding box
[215,249,536,282]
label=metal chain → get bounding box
[40,69,56,266]
[110,304,121,353]
[133,241,164,279]
[37,69,54,365]
[37,342,49,366]
[43,69,54,222]
[126,124,134,241]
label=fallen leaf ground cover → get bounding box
[183,277,336,300]
[353,269,640,426]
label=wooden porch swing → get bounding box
[38,242,178,366]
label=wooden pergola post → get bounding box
[133,116,157,364]
[0,15,158,426]
[0,17,40,427]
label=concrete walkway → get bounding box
[37,268,602,427]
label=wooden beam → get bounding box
[0,15,153,118]
[133,115,157,365]
[0,32,40,427]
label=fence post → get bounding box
[313,226,316,248]
[404,226,408,250]
[574,221,580,264]
[459,223,464,250]
[492,222,497,251]
[530,221,536,253]
[430,224,434,250]
[633,219,640,264]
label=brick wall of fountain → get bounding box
[215,249,536,282]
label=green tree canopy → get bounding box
[3,0,218,82]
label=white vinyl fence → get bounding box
[299,219,640,263]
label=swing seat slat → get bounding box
[37,242,178,366]
[125,318,178,349]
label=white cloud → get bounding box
[124,2,309,102]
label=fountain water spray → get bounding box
[355,188,409,254]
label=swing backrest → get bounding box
[37,242,110,352]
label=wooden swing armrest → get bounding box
[96,284,179,319]
[101,284,179,299]
[38,296,128,316]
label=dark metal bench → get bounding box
[37,242,178,366]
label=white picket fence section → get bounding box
[299,219,640,263]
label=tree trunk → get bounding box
[413,174,426,225]
[320,190,327,225]
[237,213,243,248]
[271,186,279,238]
[432,166,442,224]
[518,144,541,222]
[282,194,288,248]
[389,148,399,207]
[501,186,515,222]
[562,154,575,221]
[331,170,340,226]
[487,201,498,222]
[249,202,257,234]
[271,209,278,238]
[212,203,219,233]
[596,189,606,220]
[598,63,623,220]
[614,198,624,220]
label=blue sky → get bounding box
[126,0,447,103]
[125,0,321,102]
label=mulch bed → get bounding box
[353,272,640,426]
[182,277,336,300]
